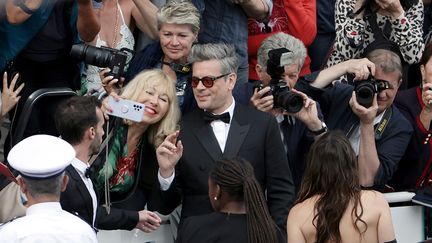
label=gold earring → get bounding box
[214,196,217,201]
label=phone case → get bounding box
[107,96,145,122]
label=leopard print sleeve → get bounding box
[326,0,424,69]
[389,0,424,64]
[326,0,364,68]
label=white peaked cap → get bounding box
[7,135,75,179]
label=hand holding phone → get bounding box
[106,96,145,122]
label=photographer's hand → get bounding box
[288,89,322,131]
[347,58,376,81]
[100,68,121,95]
[1,72,24,118]
[250,86,274,113]
[156,131,183,179]
[349,91,378,125]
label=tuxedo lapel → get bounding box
[66,166,94,219]
[224,115,250,157]
[193,124,223,162]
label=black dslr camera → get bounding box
[70,44,133,81]
[354,75,391,108]
[254,48,303,113]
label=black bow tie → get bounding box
[203,111,230,124]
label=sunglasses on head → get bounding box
[189,73,230,88]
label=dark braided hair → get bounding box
[296,131,367,243]
[209,157,278,243]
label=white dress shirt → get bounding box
[0,202,97,243]
[71,158,98,227]
[158,100,236,191]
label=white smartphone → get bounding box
[107,96,145,122]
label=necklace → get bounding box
[111,0,120,48]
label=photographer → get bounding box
[234,33,325,193]
[296,45,413,188]
[1,0,100,157]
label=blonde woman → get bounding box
[94,69,180,210]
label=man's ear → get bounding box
[18,177,27,194]
[60,174,69,192]
[227,73,237,91]
[87,127,96,140]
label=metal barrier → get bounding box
[11,87,77,147]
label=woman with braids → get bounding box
[176,157,284,243]
[287,131,397,243]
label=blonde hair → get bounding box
[157,1,200,34]
[121,69,180,147]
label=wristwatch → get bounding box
[13,0,36,15]
[310,121,328,135]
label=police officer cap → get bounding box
[7,135,75,179]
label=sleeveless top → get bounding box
[84,0,135,95]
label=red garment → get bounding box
[247,0,317,80]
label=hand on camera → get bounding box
[2,72,24,117]
[135,210,161,233]
[99,68,123,95]
[346,58,376,81]
[250,86,274,113]
[286,89,322,130]
[349,91,378,125]
[156,131,183,179]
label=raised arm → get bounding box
[76,0,100,42]
[131,0,158,39]
[312,58,375,89]
[5,0,43,24]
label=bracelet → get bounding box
[13,0,36,15]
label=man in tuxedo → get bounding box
[55,96,161,232]
[153,43,295,234]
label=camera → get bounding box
[70,44,132,81]
[254,48,303,113]
[354,75,391,108]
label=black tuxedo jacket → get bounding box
[60,165,138,230]
[150,103,295,232]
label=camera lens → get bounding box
[70,44,112,68]
[355,83,375,108]
[274,89,303,113]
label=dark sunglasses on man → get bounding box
[189,73,230,88]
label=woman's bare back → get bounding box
[287,190,396,243]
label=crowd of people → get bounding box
[1,0,432,242]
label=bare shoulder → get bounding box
[361,190,390,211]
[289,197,317,220]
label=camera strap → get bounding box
[374,107,392,140]
[162,61,191,74]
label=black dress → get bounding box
[176,212,285,243]
[176,212,248,243]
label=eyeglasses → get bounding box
[190,73,230,88]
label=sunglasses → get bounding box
[190,73,230,88]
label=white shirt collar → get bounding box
[27,202,62,216]
[71,157,89,177]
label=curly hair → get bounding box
[296,131,367,243]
